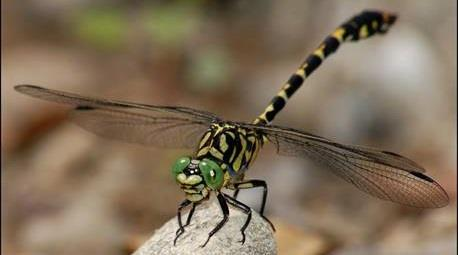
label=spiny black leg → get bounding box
[174,199,192,246]
[231,179,276,231]
[175,202,197,235]
[233,188,240,199]
[184,203,196,227]
[200,192,229,248]
[223,193,252,244]
[260,214,275,232]
[253,180,275,231]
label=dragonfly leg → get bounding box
[223,193,252,244]
[174,199,192,246]
[175,202,197,235]
[184,202,197,227]
[233,188,240,199]
[229,179,275,231]
[200,192,229,248]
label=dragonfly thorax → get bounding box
[171,157,224,202]
[196,123,264,176]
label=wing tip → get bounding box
[433,185,450,208]
[409,172,450,208]
[404,185,449,209]
[14,84,44,94]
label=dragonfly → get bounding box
[15,10,449,247]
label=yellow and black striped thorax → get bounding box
[196,123,264,177]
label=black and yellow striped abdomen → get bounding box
[254,10,397,125]
[196,123,264,180]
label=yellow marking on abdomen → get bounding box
[313,44,326,59]
[300,63,308,70]
[295,69,306,79]
[332,28,345,42]
[277,90,288,101]
[359,25,368,38]
[372,21,378,30]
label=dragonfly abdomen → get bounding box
[254,10,397,125]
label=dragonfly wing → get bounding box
[242,124,449,208]
[70,107,211,148]
[15,85,218,149]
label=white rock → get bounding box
[133,198,277,255]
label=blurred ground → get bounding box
[2,1,456,255]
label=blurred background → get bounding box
[2,0,456,254]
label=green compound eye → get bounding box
[172,157,191,178]
[199,159,224,190]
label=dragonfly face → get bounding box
[172,157,224,202]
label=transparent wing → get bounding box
[241,123,449,208]
[15,85,218,149]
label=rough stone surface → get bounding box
[132,198,277,255]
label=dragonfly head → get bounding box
[171,157,224,202]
